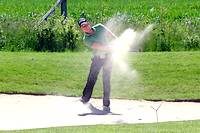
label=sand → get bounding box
[0,94,200,130]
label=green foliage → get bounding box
[0,26,6,50]
[0,0,199,51]
[0,17,38,51]
[0,16,82,52]
[36,17,82,52]
[36,27,57,52]
[62,18,81,51]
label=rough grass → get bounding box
[0,0,199,51]
[1,0,199,22]
[0,51,200,100]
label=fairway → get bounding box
[0,52,200,100]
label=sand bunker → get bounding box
[0,94,200,130]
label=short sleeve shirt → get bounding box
[83,23,111,57]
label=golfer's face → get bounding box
[80,22,92,33]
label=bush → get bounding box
[35,17,82,52]
[0,18,37,51]
[36,28,57,52]
[0,16,83,52]
[1,0,199,52]
[143,18,200,52]
[184,35,200,50]
[63,20,80,51]
[0,27,6,50]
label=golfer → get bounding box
[78,18,116,112]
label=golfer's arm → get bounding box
[91,43,111,51]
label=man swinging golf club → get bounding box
[78,18,116,112]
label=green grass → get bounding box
[1,121,200,133]
[131,52,200,100]
[0,51,200,100]
[0,0,199,51]
[0,52,91,95]
[0,0,55,19]
[1,1,200,132]
[1,0,199,22]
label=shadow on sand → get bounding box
[78,103,121,116]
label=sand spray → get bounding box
[103,15,154,96]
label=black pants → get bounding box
[82,55,112,107]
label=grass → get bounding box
[0,0,55,19]
[0,51,200,100]
[1,120,200,133]
[132,52,200,100]
[1,0,199,22]
[1,1,199,132]
[0,52,90,95]
[0,0,199,51]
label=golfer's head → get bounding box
[78,18,92,33]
